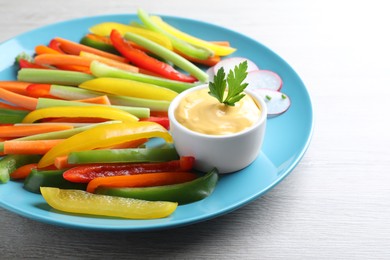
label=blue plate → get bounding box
[0,14,313,231]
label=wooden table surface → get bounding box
[1,0,389,259]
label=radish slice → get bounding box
[245,70,283,91]
[212,57,259,76]
[252,89,291,117]
[206,67,215,82]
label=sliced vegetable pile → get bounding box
[0,8,289,220]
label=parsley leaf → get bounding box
[208,61,249,106]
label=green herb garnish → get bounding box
[265,95,272,101]
[208,61,249,106]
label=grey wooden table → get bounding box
[1,0,389,259]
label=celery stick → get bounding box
[36,98,150,118]
[17,69,94,86]
[50,85,102,100]
[68,147,179,164]
[107,95,170,112]
[137,9,213,60]
[0,121,119,152]
[50,84,169,111]
[124,32,209,83]
[90,61,197,93]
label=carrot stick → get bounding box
[35,45,61,55]
[55,64,91,73]
[79,51,139,73]
[10,163,57,179]
[54,37,127,63]
[0,88,37,110]
[209,41,231,47]
[174,49,221,66]
[34,54,93,67]
[10,163,38,179]
[54,155,71,169]
[76,95,111,105]
[3,139,64,154]
[86,172,198,193]
[0,124,74,138]
[34,47,91,73]
[0,81,32,95]
[0,102,29,111]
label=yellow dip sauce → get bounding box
[175,88,261,135]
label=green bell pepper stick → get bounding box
[36,98,150,119]
[0,154,42,184]
[123,32,209,83]
[80,36,120,55]
[96,167,219,205]
[67,146,179,164]
[23,169,87,194]
[17,69,94,86]
[90,61,198,93]
[137,9,213,61]
[0,108,29,124]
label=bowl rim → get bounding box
[168,84,268,139]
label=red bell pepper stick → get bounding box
[48,39,66,53]
[63,156,195,183]
[19,59,47,69]
[25,84,58,99]
[110,29,197,83]
[140,116,169,130]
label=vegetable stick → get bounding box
[175,49,221,67]
[150,15,236,56]
[54,37,127,63]
[0,124,74,138]
[54,138,148,169]
[79,51,139,73]
[76,95,111,105]
[124,31,209,82]
[34,54,92,67]
[0,102,29,111]
[210,41,231,47]
[0,87,38,110]
[25,84,59,99]
[0,81,31,95]
[35,45,61,55]
[86,172,198,193]
[3,139,64,154]
[90,61,196,93]
[17,68,94,86]
[36,98,149,118]
[10,163,38,180]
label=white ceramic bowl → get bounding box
[168,84,267,174]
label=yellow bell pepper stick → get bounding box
[80,77,178,101]
[38,121,172,168]
[40,187,178,219]
[150,16,236,56]
[22,106,138,124]
[89,22,173,50]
